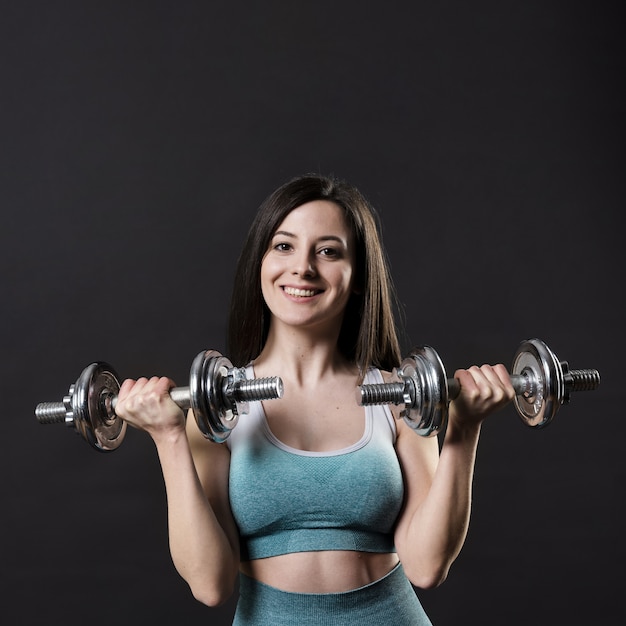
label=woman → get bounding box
[115,174,515,625]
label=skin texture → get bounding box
[114,199,515,604]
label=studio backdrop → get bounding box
[1,2,623,625]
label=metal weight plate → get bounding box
[189,350,223,441]
[511,338,565,428]
[399,345,449,437]
[69,362,126,452]
[189,350,239,443]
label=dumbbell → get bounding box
[35,350,284,451]
[357,338,600,437]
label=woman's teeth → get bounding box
[284,287,317,297]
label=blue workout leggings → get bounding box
[232,562,433,625]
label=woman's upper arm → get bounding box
[394,418,440,511]
[185,411,240,555]
[381,369,440,503]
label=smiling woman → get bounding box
[113,173,517,625]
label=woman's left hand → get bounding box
[448,364,516,429]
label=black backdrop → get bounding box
[1,2,624,625]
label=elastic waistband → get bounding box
[234,563,433,626]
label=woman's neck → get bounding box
[253,324,354,385]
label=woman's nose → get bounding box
[292,250,316,277]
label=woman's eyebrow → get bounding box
[273,231,346,245]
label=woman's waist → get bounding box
[240,550,400,593]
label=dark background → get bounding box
[1,1,623,625]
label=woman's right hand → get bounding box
[115,376,186,441]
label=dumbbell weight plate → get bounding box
[189,350,239,443]
[511,339,565,428]
[398,345,448,437]
[70,362,127,452]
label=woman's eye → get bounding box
[274,242,291,252]
[319,247,339,257]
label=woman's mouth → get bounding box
[283,287,320,298]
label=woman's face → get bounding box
[260,200,356,336]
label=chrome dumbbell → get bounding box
[35,350,283,451]
[357,338,600,437]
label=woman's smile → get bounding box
[282,286,323,299]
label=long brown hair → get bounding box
[228,174,401,380]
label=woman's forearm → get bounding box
[152,430,239,605]
[395,419,481,588]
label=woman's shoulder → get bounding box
[363,366,394,383]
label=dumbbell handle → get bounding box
[35,378,283,425]
[447,368,600,400]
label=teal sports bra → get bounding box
[227,367,405,561]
